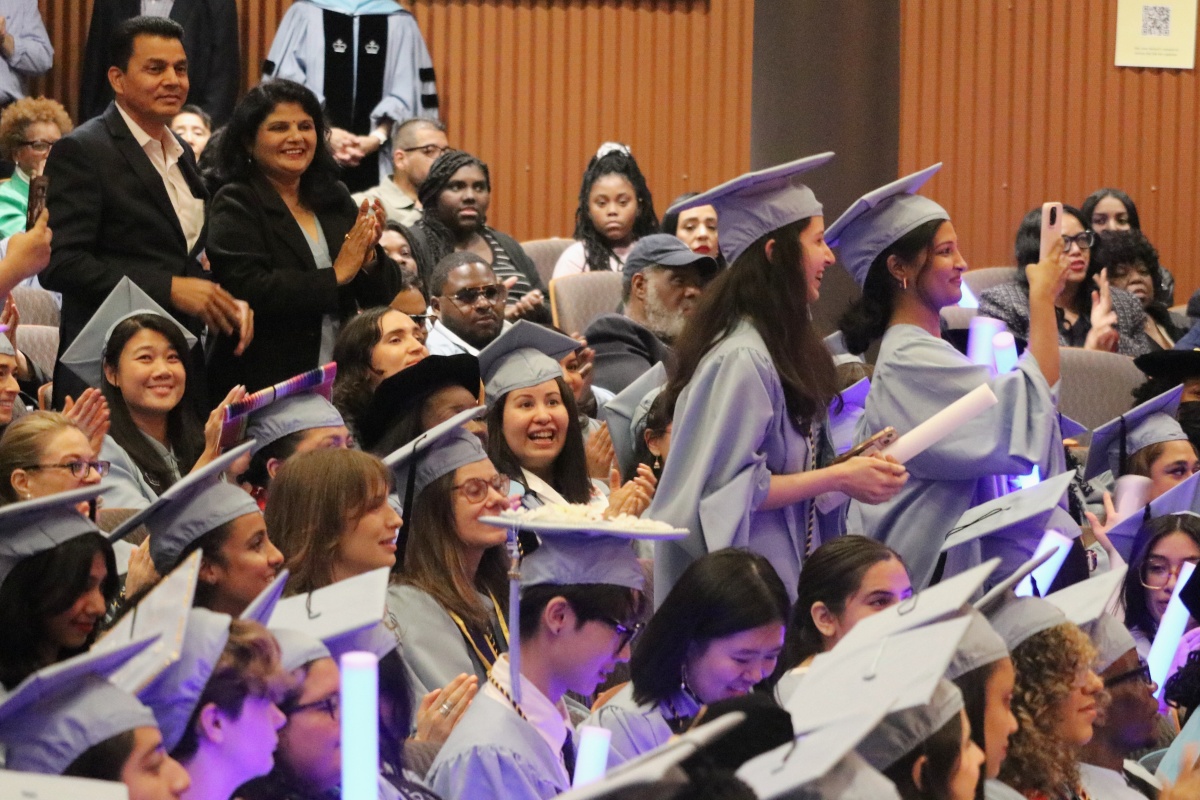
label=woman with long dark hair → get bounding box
[586,550,790,765]
[206,79,401,394]
[1121,513,1200,659]
[1081,187,1176,306]
[331,305,429,434]
[833,165,1070,589]
[647,155,908,600]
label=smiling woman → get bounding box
[205,80,403,395]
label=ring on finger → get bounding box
[438,701,453,717]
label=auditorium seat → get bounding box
[520,237,574,287]
[1057,347,1145,430]
[11,285,61,327]
[549,271,622,333]
[963,266,1017,297]
[15,323,58,379]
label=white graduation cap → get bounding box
[224,364,342,453]
[478,320,581,405]
[667,153,835,265]
[0,484,108,590]
[108,442,259,574]
[787,616,972,734]
[240,569,290,625]
[857,679,965,771]
[1102,471,1200,563]
[1085,385,1188,480]
[984,594,1067,652]
[1044,565,1128,627]
[59,277,197,389]
[268,566,391,665]
[826,164,949,288]
[834,558,998,653]
[0,772,130,800]
[0,635,161,775]
[1083,613,1138,674]
[1060,413,1090,441]
[383,406,490,502]
[946,608,1009,681]
[941,471,1077,554]
[601,362,668,480]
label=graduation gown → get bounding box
[583,682,699,768]
[848,324,1065,589]
[98,434,162,509]
[264,0,437,188]
[809,751,903,800]
[385,583,506,698]
[646,320,836,602]
[427,692,572,800]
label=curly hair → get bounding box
[413,149,491,271]
[0,96,71,160]
[571,147,659,272]
[999,622,1104,796]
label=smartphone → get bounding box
[834,426,898,464]
[1039,201,1062,261]
[1179,560,1200,622]
[25,175,48,231]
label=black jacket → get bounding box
[79,0,240,125]
[206,173,402,395]
[40,103,210,404]
[583,313,674,395]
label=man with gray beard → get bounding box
[584,233,718,394]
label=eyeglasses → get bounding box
[451,473,508,504]
[445,284,507,307]
[401,143,449,159]
[1062,231,1096,251]
[18,139,55,153]
[601,617,645,653]
[1140,557,1199,590]
[21,460,111,479]
[407,313,432,344]
[1105,661,1154,690]
[286,693,340,721]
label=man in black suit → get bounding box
[41,16,249,405]
[79,0,239,125]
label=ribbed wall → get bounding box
[900,0,1200,299]
[30,0,753,241]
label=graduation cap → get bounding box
[941,471,1077,554]
[788,616,972,734]
[825,164,949,288]
[59,276,197,389]
[858,679,965,771]
[602,362,668,480]
[833,558,997,653]
[1085,385,1188,480]
[108,441,260,573]
[357,353,480,451]
[973,548,1059,613]
[0,329,14,358]
[484,512,687,705]
[1082,613,1138,673]
[0,772,131,799]
[984,594,1067,652]
[268,566,391,671]
[0,636,162,774]
[945,608,1009,680]
[667,153,835,265]
[477,320,580,405]
[1102,471,1200,563]
[829,377,870,455]
[1060,413,1090,441]
[137,607,233,752]
[1134,348,1200,385]
[220,364,342,452]
[240,569,290,625]
[1044,565,1128,627]
[0,485,108,590]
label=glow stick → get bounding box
[1113,475,1152,521]
[572,726,612,787]
[507,526,523,705]
[882,384,999,464]
[992,332,1018,374]
[1149,561,1197,701]
[1015,530,1072,597]
[1014,465,1041,490]
[340,651,378,800]
[967,317,1006,369]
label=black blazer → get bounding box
[40,103,210,403]
[79,0,240,125]
[206,173,402,395]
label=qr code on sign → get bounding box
[1143,4,1171,36]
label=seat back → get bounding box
[15,323,58,379]
[963,266,1018,298]
[1057,347,1146,430]
[549,271,623,333]
[11,285,60,327]
[520,237,574,287]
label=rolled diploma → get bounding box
[815,384,1000,514]
[572,725,612,787]
[1113,475,1153,521]
[1149,561,1197,701]
[968,316,1007,370]
[1015,530,1072,597]
[340,651,379,800]
[993,332,1018,374]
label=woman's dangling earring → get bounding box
[901,276,909,291]
[653,456,661,470]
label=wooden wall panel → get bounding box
[28,0,752,242]
[900,0,1200,300]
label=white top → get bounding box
[1079,763,1151,800]
[485,653,572,780]
[115,103,205,253]
[551,240,633,279]
[425,318,513,357]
